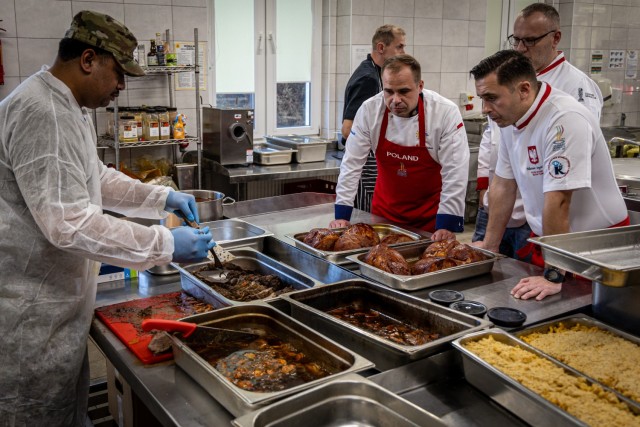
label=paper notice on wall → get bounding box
[626,50,638,79]
[609,49,625,69]
[174,41,207,90]
[351,45,370,74]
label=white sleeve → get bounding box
[476,120,492,190]
[335,103,375,206]
[433,106,469,219]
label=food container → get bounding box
[252,142,296,165]
[172,163,197,190]
[199,219,273,251]
[174,247,319,306]
[283,280,492,370]
[264,135,330,163]
[452,329,640,427]
[513,314,640,405]
[347,241,497,291]
[170,304,373,416]
[285,223,423,265]
[164,190,235,227]
[232,373,447,427]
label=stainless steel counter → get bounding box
[91,198,593,426]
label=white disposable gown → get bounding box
[0,68,175,426]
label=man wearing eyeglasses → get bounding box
[473,4,602,270]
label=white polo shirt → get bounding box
[496,82,627,236]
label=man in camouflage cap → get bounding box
[65,10,145,77]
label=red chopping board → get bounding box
[95,292,216,364]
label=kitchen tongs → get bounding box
[175,211,224,268]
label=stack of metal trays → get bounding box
[264,135,330,163]
[170,304,373,417]
[283,280,492,370]
[285,223,424,265]
[253,142,297,165]
[232,373,447,427]
[452,329,640,427]
[199,219,274,251]
[347,241,497,291]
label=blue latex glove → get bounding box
[165,191,200,223]
[170,226,216,263]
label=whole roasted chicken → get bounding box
[303,228,340,250]
[448,243,486,264]
[334,223,380,251]
[421,239,459,258]
[411,256,459,275]
[364,244,411,275]
[380,233,414,245]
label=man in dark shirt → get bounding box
[341,24,406,212]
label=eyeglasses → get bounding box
[507,30,557,48]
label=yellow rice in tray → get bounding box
[520,323,640,403]
[464,336,640,427]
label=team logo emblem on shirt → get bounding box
[397,162,408,177]
[552,125,566,151]
[548,156,570,179]
[528,146,539,164]
[578,88,584,102]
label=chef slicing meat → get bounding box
[331,55,470,242]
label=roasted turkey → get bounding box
[448,243,487,264]
[411,256,459,275]
[380,233,414,245]
[303,228,340,250]
[421,239,459,258]
[334,223,380,251]
[364,244,411,275]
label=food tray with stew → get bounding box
[452,329,640,427]
[283,280,491,370]
[513,314,640,405]
[347,240,497,291]
[529,225,640,287]
[175,247,320,306]
[170,304,373,416]
[197,219,274,251]
[232,373,447,427]
[285,223,423,265]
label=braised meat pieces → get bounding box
[365,239,488,276]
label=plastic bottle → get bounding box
[165,30,176,66]
[155,33,165,66]
[173,114,186,140]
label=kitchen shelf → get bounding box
[97,136,198,149]
[141,65,195,74]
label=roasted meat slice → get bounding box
[334,223,381,251]
[411,256,458,275]
[303,228,340,250]
[421,239,459,258]
[364,244,411,275]
[380,233,414,245]
[448,243,487,264]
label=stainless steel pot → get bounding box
[164,190,235,227]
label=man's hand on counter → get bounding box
[511,276,562,301]
[330,219,350,228]
[431,229,456,241]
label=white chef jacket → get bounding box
[496,82,627,236]
[336,89,469,225]
[478,51,603,227]
[0,68,174,426]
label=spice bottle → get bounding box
[118,115,138,143]
[131,107,144,141]
[143,108,160,141]
[147,40,158,66]
[157,107,171,140]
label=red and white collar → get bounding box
[537,52,565,77]
[515,82,552,130]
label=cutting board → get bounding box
[95,292,216,364]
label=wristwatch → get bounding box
[543,267,565,283]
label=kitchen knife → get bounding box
[141,319,260,343]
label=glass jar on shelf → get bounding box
[143,108,160,141]
[157,107,171,140]
[131,107,144,141]
[118,115,138,143]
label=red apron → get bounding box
[516,216,631,267]
[371,96,442,232]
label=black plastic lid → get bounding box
[428,289,464,306]
[449,300,487,317]
[487,307,527,327]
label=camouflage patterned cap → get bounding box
[64,10,145,77]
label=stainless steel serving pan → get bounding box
[347,241,497,291]
[513,314,640,406]
[285,223,424,265]
[283,280,492,370]
[175,247,319,306]
[252,142,296,165]
[264,135,329,163]
[171,304,373,417]
[198,218,274,251]
[529,225,640,287]
[452,329,640,427]
[232,373,447,427]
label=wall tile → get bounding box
[124,4,172,44]
[559,3,574,26]
[172,6,208,42]
[323,0,337,17]
[414,18,442,45]
[592,4,612,27]
[570,48,590,71]
[573,3,594,27]
[123,0,170,5]
[72,2,124,22]
[628,5,640,28]
[389,17,413,46]
[442,0,469,20]
[16,0,71,38]
[323,15,337,46]
[439,71,468,99]
[413,45,441,72]
[351,15,383,45]
[610,26,627,43]
[17,38,60,77]
[590,26,610,49]
[414,0,442,19]
[337,0,351,16]
[336,72,349,104]
[611,5,628,26]
[173,0,205,6]
[466,46,484,71]
[470,0,486,22]
[0,0,18,37]
[468,21,485,47]
[384,0,414,18]
[353,0,383,16]
[627,28,640,49]
[336,44,350,74]
[442,20,468,47]
[1,38,20,77]
[441,46,467,72]
[73,0,124,3]
[0,77,20,100]
[336,15,350,45]
[570,26,591,49]
[323,45,336,74]
[422,72,440,93]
